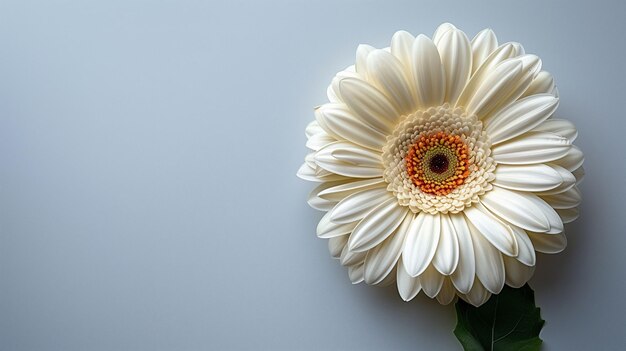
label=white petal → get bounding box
[318,178,385,202]
[450,214,475,294]
[419,264,444,298]
[315,104,387,151]
[511,42,525,56]
[456,43,518,108]
[328,235,348,259]
[307,181,342,211]
[527,232,567,254]
[467,220,505,294]
[572,166,585,184]
[540,186,581,209]
[403,212,441,277]
[328,66,360,103]
[366,50,416,115]
[340,243,367,266]
[313,168,349,182]
[556,207,579,223]
[327,82,340,103]
[465,55,540,120]
[305,120,323,138]
[304,152,316,168]
[397,258,421,301]
[537,202,564,234]
[348,198,408,252]
[307,196,334,211]
[436,278,457,305]
[338,77,400,133]
[465,59,522,118]
[304,153,351,183]
[391,30,416,71]
[317,212,358,239]
[375,266,397,287]
[494,164,563,192]
[433,214,460,275]
[503,256,535,288]
[492,132,571,165]
[534,165,575,195]
[470,28,498,74]
[487,187,564,234]
[297,162,321,182]
[485,94,559,145]
[306,132,336,151]
[348,263,365,284]
[432,23,457,44]
[463,279,492,307]
[481,187,551,232]
[464,203,518,256]
[498,54,542,107]
[436,28,472,104]
[315,141,384,178]
[522,70,556,98]
[330,143,382,164]
[510,225,536,266]
[329,185,390,223]
[355,44,375,78]
[532,118,578,142]
[412,35,445,108]
[550,145,584,171]
[364,213,412,284]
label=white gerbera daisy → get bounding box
[298,23,583,306]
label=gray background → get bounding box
[0,0,624,350]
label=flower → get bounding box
[297,23,583,306]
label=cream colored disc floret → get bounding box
[382,104,497,214]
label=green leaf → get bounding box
[453,284,545,351]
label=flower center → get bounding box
[429,154,449,174]
[405,132,470,196]
[381,104,495,214]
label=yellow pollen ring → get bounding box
[405,132,471,196]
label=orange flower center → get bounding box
[405,132,471,196]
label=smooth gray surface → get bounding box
[0,0,625,350]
